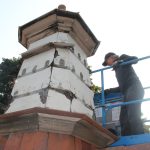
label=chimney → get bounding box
[0,5,117,150]
[7,5,100,118]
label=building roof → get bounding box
[18,6,100,57]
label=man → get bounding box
[102,52,144,136]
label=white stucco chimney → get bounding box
[7,5,100,118]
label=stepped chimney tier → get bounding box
[7,5,100,118]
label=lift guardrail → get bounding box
[92,55,150,127]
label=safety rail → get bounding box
[92,55,150,127]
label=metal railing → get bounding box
[92,55,150,127]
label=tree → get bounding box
[0,57,22,114]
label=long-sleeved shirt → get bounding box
[113,54,141,94]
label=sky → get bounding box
[0,0,150,118]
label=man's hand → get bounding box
[112,60,123,69]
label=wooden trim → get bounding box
[19,10,100,57]
[20,14,57,47]
[69,31,90,57]
[21,42,74,59]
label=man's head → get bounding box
[102,52,118,66]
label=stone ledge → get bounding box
[0,107,117,148]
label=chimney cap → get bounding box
[58,4,66,11]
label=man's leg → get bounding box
[127,103,144,135]
[125,84,144,135]
[120,105,131,136]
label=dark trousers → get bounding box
[119,83,144,136]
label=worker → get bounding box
[102,52,144,136]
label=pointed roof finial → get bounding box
[58,4,66,11]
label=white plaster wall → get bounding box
[9,88,71,114]
[54,48,91,86]
[27,32,91,86]
[68,51,92,86]
[53,48,70,66]
[71,98,93,118]
[50,67,70,90]
[7,90,93,118]
[50,67,94,109]
[68,68,94,109]
[68,35,87,59]
[28,32,69,51]
[7,93,44,113]
[8,32,94,117]
[12,68,51,96]
[18,49,55,77]
[8,68,94,118]
[46,90,71,111]
[28,32,87,59]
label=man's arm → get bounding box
[120,54,138,64]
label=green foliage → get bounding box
[88,66,101,93]
[90,84,101,93]
[0,57,22,113]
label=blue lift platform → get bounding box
[92,55,150,148]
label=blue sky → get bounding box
[0,0,150,118]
